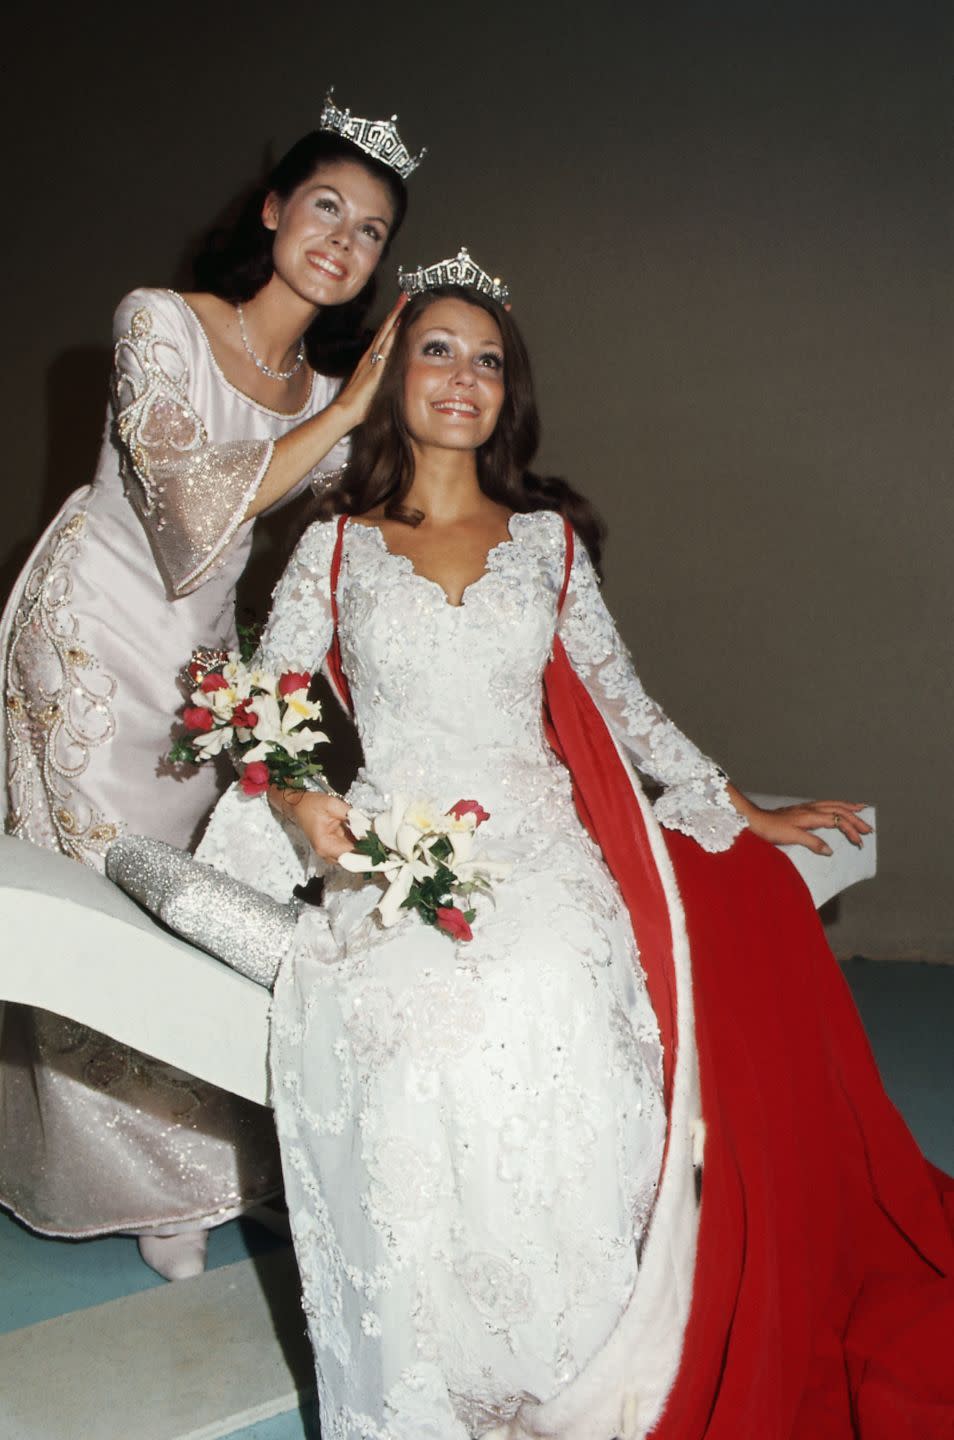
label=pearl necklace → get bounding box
[236,304,306,381]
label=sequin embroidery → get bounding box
[4,509,120,860]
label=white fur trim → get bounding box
[515,717,703,1439]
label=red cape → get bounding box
[330,512,954,1435]
[544,627,954,1438]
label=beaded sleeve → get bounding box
[111,291,272,597]
[557,537,746,853]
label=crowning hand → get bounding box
[332,293,408,431]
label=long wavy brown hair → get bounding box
[319,285,605,571]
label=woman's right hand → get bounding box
[331,293,407,431]
[273,790,356,863]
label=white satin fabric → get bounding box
[0,287,345,1236]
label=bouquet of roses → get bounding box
[169,650,329,797]
[339,796,511,941]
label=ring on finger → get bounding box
[370,351,384,365]
[832,814,841,827]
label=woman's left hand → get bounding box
[331,293,408,431]
[736,796,873,855]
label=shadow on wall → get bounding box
[0,347,112,607]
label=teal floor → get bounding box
[1,960,951,1440]
[0,1207,289,1336]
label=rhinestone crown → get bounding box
[320,90,425,180]
[398,246,510,305]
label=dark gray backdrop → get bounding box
[3,2,950,957]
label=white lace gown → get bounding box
[0,287,346,1236]
[198,511,745,1439]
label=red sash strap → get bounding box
[557,515,573,614]
[545,518,678,1105]
[327,514,354,715]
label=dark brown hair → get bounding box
[193,132,408,376]
[324,286,605,570]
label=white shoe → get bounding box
[137,1229,209,1281]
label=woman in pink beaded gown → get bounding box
[0,101,422,1277]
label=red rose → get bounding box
[200,671,229,693]
[449,799,490,827]
[232,702,259,728]
[278,671,311,697]
[182,705,214,733]
[240,761,271,797]
[435,906,474,942]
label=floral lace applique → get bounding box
[556,520,745,853]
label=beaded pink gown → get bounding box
[0,286,346,1235]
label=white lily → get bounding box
[347,807,372,841]
[192,725,235,757]
[242,728,325,763]
[436,810,478,835]
[282,687,324,728]
[378,857,434,927]
[189,684,240,719]
[221,659,255,700]
[244,695,328,751]
[338,849,433,928]
[335,795,508,939]
[211,686,242,719]
[374,794,410,856]
[444,826,475,866]
[249,667,278,694]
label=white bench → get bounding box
[0,803,876,1107]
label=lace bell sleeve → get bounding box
[254,518,337,674]
[557,537,746,853]
[111,290,273,597]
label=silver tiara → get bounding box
[398,246,510,305]
[319,89,425,181]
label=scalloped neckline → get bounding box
[349,513,532,610]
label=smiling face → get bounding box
[402,297,506,453]
[263,158,396,307]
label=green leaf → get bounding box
[168,739,200,765]
[352,833,390,866]
[236,621,262,665]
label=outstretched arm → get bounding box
[557,536,870,855]
[727,785,870,854]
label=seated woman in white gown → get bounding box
[189,252,914,1440]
